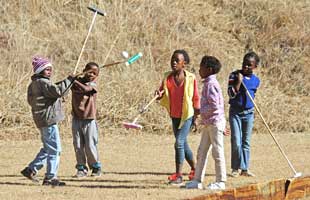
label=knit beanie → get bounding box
[32,56,52,74]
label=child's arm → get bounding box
[206,84,222,116]
[192,79,200,131]
[228,71,242,98]
[72,80,97,94]
[41,76,75,98]
[192,79,200,112]
[155,81,165,100]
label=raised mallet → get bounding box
[123,91,163,129]
[73,5,106,74]
[75,52,143,77]
[241,81,302,178]
[101,52,143,68]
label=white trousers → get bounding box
[194,121,227,182]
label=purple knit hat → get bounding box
[32,56,52,74]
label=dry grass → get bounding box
[0,1,309,135]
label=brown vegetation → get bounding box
[0,0,309,137]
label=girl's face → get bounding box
[170,53,185,72]
[199,65,212,79]
[83,65,99,82]
[242,57,257,75]
[41,66,52,78]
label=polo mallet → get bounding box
[241,81,302,178]
[123,91,163,129]
[101,52,143,68]
[75,52,143,78]
[73,5,106,74]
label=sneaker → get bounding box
[91,168,101,177]
[75,169,88,178]
[185,180,203,189]
[42,177,66,186]
[168,173,183,185]
[240,170,255,177]
[188,169,195,180]
[207,182,225,190]
[231,169,240,177]
[20,167,39,182]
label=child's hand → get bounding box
[68,74,78,81]
[190,116,199,132]
[223,128,231,136]
[191,120,198,132]
[155,90,164,100]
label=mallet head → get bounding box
[87,5,107,16]
[123,122,143,130]
[293,172,302,178]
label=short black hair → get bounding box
[200,55,222,74]
[172,49,190,64]
[242,51,260,67]
[84,62,99,71]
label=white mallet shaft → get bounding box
[242,81,299,176]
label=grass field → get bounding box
[0,131,309,199]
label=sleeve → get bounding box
[208,84,220,112]
[41,76,74,99]
[192,79,200,109]
[228,72,237,99]
[27,84,32,106]
[72,80,97,94]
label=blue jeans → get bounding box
[172,117,194,164]
[29,124,62,179]
[229,107,254,171]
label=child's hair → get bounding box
[84,62,100,72]
[242,51,260,67]
[200,55,222,74]
[172,49,190,64]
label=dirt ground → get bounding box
[0,131,309,200]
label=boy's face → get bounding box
[199,65,212,79]
[83,65,99,82]
[242,57,257,75]
[170,53,185,72]
[41,66,52,78]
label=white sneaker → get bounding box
[207,182,225,190]
[185,180,203,189]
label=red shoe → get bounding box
[188,169,195,180]
[168,173,182,185]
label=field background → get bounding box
[0,0,309,199]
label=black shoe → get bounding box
[91,168,101,177]
[42,178,66,186]
[20,167,39,182]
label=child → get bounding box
[156,49,200,185]
[71,62,101,177]
[227,51,260,177]
[21,56,75,186]
[185,56,227,190]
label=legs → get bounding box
[187,122,226,190]
[25,124,62,180]
[229,108,254,172]
[172,117,194,174]
[194,127,211,182]
[194,122,226,183]
[72,118,101,175]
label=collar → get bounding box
[202,74,216,83]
